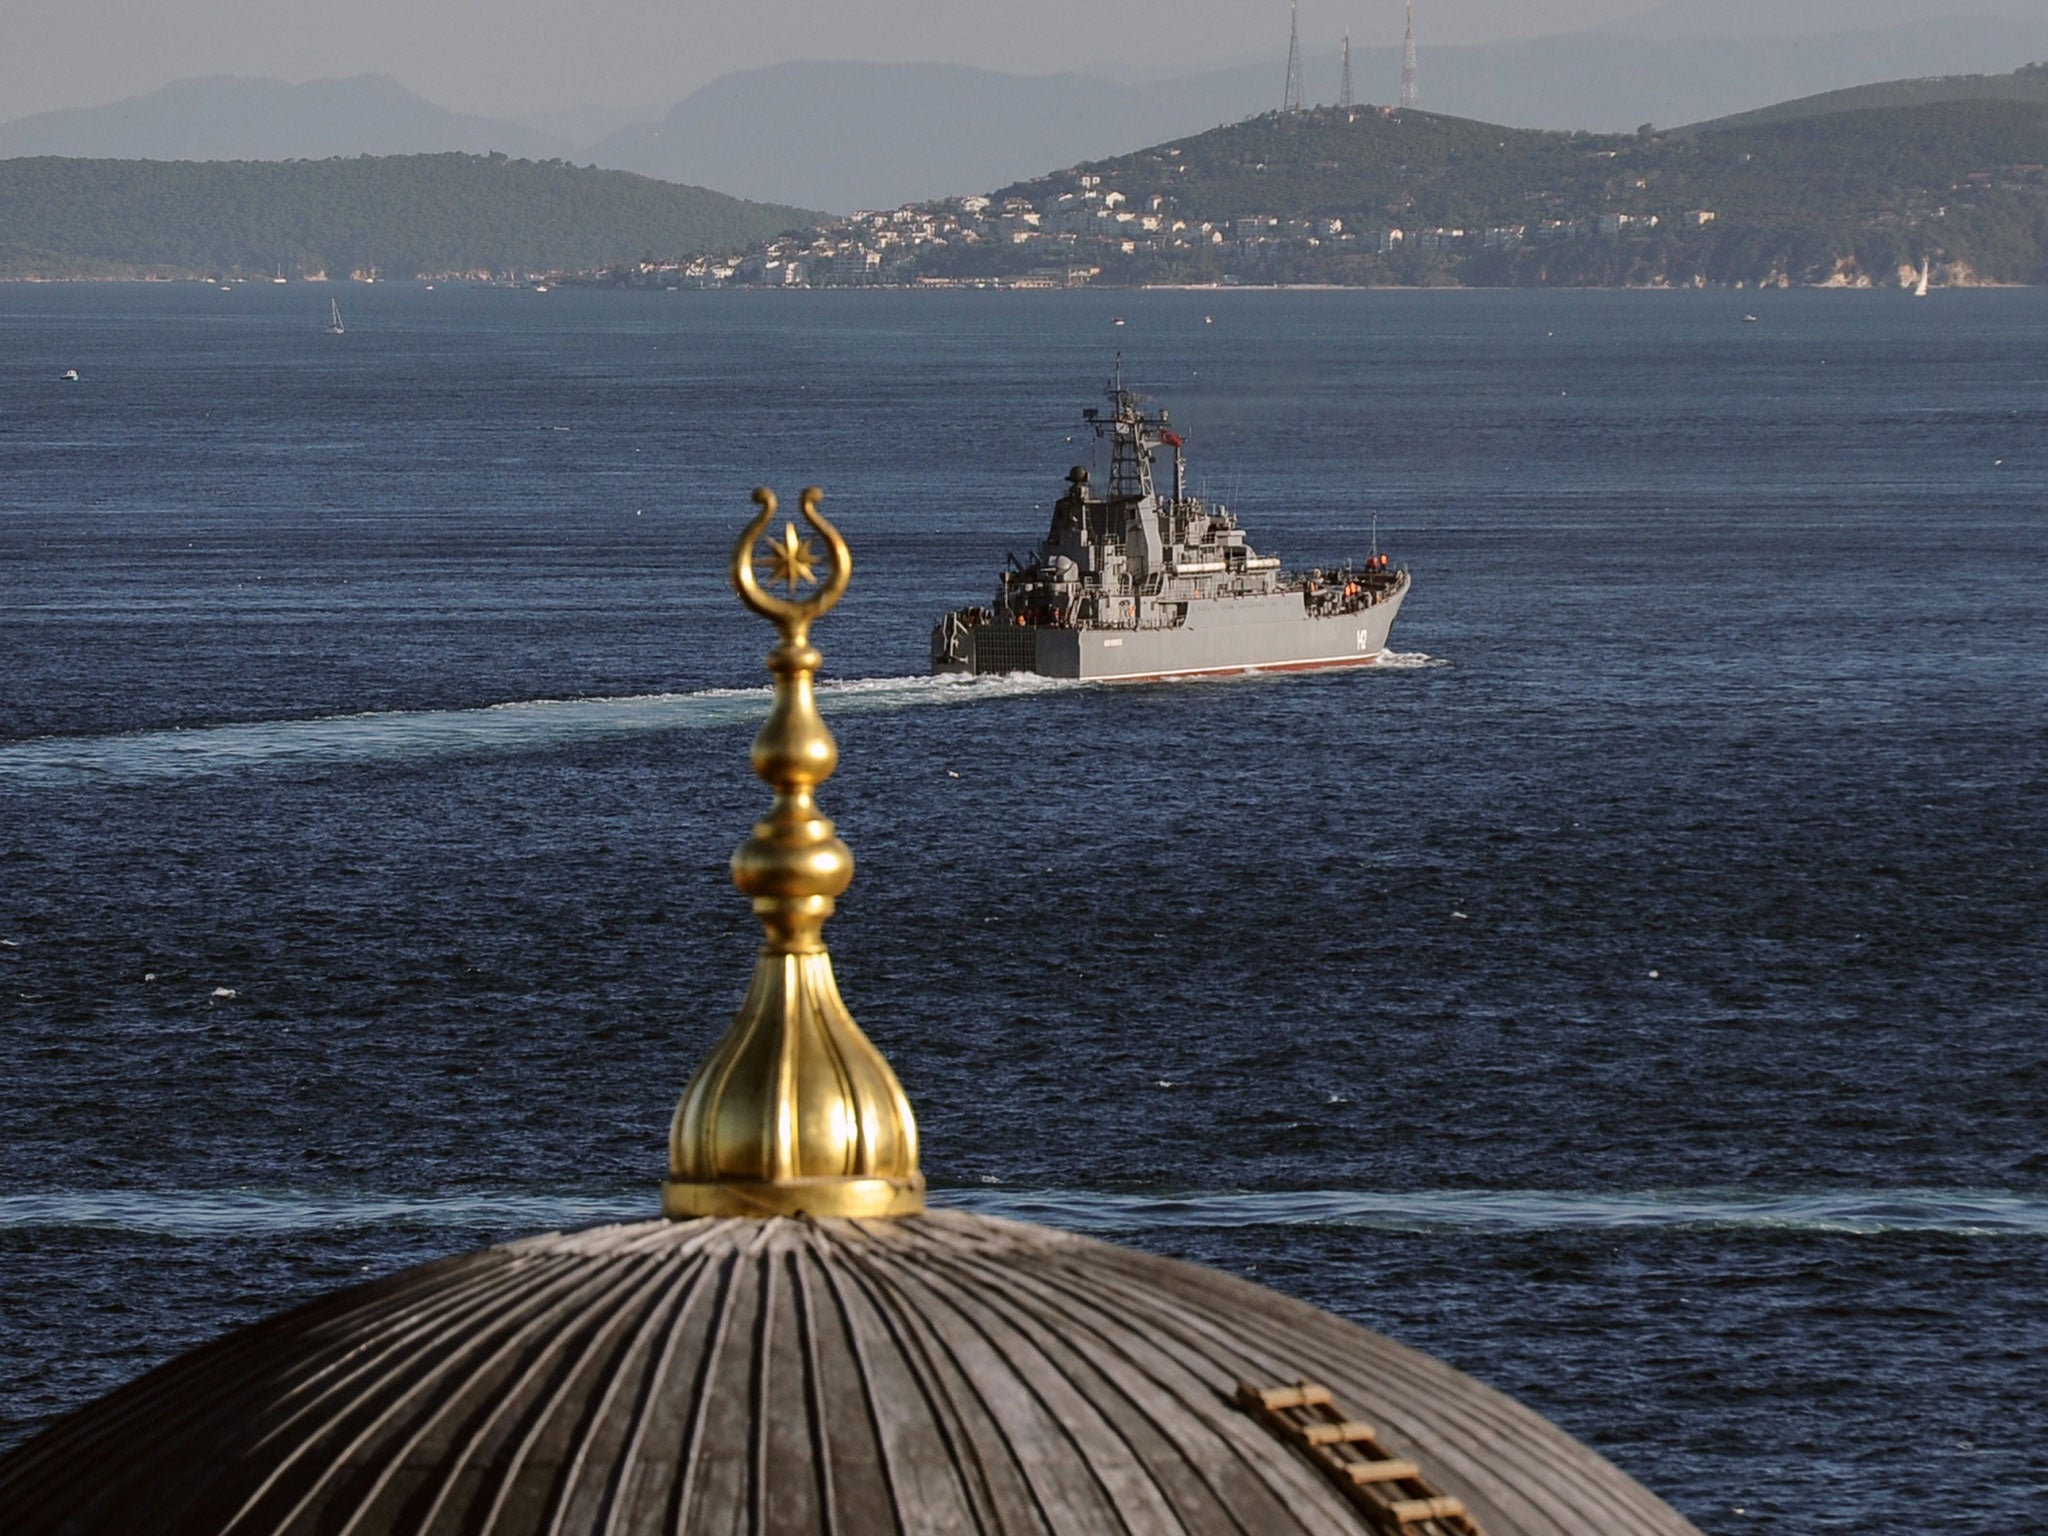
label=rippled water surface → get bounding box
[2,285,2045,1532]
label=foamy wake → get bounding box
[0,672,1076,787]
[0,1185,2036,1239]
[0,657,1439,787]
[1373,650,1446,669]
[948,1186,2048,1238]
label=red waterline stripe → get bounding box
[1095,652,1387,684]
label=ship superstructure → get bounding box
[931,369,1409,681]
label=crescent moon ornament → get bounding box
[730,486,851,641]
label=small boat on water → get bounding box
[931,365,1409,681]
[1913,257,1931,298]
[59,368,79,382]
[323,300,345,335]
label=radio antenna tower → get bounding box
[1340,28,1354,109]
[1283,1,1305,113]
[1400,0,1421,109]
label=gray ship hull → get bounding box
[931,371,1413,682]
[944,574,1408,682]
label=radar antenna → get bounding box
[1283,1,1305,113]
[1400,0,1421,109]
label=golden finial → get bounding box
[662,488,925,1220]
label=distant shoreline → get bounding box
[1,276,2028,291]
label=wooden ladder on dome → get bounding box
[1236,1381,1483,1535]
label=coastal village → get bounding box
[583,158,1708,290]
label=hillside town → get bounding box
[545,92,2044,292]
[593,198,1704,290]
[587,172,1702,290]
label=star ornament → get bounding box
[759,520,822,595]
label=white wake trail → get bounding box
[0,672,1077,786]
[1,1185,2037,1239]
[0,652,1439,788]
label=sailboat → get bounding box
[1913,257,1931,298]
[323,299,345,335]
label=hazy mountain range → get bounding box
[0,74,575,164]
[4,15,2046,213]
[1594,0,2045,37]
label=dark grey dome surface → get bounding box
[0,1211,1701,1535]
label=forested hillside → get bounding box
[0,155,817,279]
[969,96,2048,287]
[1677,62,2048,134]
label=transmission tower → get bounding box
[1340,29,1353,110]
[1283,1,1305,113]
[1400,0,1420,109]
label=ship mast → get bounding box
[1094,355,1155,504]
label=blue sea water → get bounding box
[1,282,2045,1531]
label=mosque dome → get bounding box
[0,1213,1695,1535]
[0,491,1702,1536]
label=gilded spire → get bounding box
[662,488,925,1220]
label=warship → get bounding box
[932,369,1409,681]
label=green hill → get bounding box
[1674,62,2048,135]
[967,97,2048,287]
[0,154,819,279]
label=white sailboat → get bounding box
[323,299,345,335]
[1913,257,1931,298]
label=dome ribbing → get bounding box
[0,1212,1698,1535]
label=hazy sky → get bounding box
[0,0,2032,120]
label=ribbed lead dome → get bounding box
[0,1212,1697,1535]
